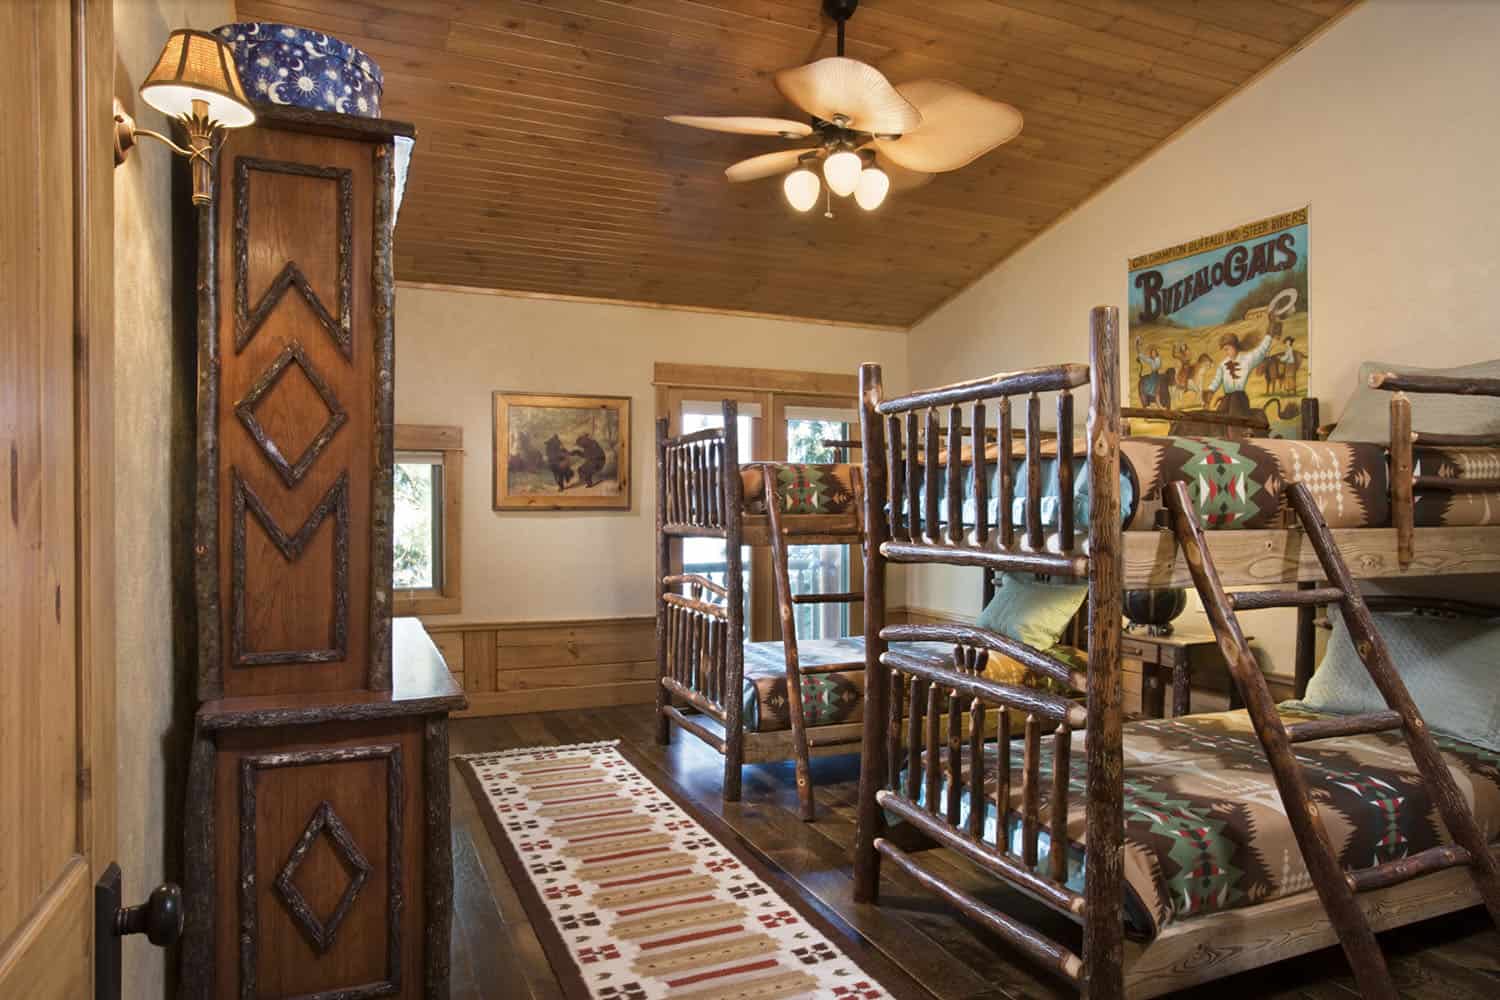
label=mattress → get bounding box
[899,706,1500,940]
[731,441,1500,531]
[741,637,945,734]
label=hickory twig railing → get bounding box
[853,305,1126,998]
[1372,370,1500,567]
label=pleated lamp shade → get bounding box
[140,29,255,128]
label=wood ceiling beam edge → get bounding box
[392,251,969,303]
[394,280,912,332]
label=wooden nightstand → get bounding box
[1120,625,1244,718]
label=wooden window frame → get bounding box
[393,424,464,617]
[653,364,861,642]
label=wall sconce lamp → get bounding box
[114,29,256,205]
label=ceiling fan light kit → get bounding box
[822,147,863,197]
[664,0,1022,219]
[783,167,821,212]
[854,163,890,211]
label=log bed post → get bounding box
[854,363,889,904]
[1293,396,1322,698]
[1389,392,1414,568]
[655,417,672,744]
[721,400,746,801]
[1083,305,1125,1000]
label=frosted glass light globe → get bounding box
[854,166,890,210]
[822,149,862,197]
[783,168,820,212]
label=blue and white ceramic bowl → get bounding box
[214,22,383,118]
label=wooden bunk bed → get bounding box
[654,405,944,818]
[849,306,1500,999]
[655,405,1087,820]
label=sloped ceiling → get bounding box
[234,0,1354,327]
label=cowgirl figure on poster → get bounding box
[1204,289,1298,417]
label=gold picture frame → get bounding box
[493,392,631,511]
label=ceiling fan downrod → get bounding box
[823,0,858,57]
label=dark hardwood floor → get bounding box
[448,706,1500,1000]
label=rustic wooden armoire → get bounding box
[180,106,465,999]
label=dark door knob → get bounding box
[95,863,186,1000]
[116,881,184,947]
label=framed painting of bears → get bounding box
[493,392,632,510]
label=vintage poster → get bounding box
[1127,207,1309,438]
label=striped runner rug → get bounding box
[457,740,897,1000]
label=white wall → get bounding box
[114,4,232,997]
[394,287,908,623]
[903,0,1500,659]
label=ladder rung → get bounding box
[792,592,863,605]
[1286,711,1403,744]
[1348,844,1473,893]
[1230,587,1345,611]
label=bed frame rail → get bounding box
[1375,370,1500,566]
[854,305,1126,998]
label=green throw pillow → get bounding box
[1296,609,1500,753]
[976,572,1088,652]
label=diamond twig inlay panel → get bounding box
[274,800,373,955]
[234,340,348,487]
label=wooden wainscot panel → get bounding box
[428,617,656,717]
[428,630,464,690]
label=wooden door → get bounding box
[0,0,115,996]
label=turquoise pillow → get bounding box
[976,572,1088,651]
[1295,609,1500,753]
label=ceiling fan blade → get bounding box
[665,115,813,138]
[873,79,1022,173]
[878,154,934,192]
[724,148,815,183]
[773,57,921,136]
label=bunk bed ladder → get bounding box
[763,462,866,822]
[1165,479,1500,1000]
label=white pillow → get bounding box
[1329,358,1500,442]
[1298,609,1500,753]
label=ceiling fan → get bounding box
[665,0,1023,216]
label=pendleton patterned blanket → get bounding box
[741,638,949,733]
[741,639,1085,734]
[899,437,1500,531]
[740,464,859,516]
[731,443,1500,529]
[904,707,1500,941]
[1123,437,1500,529]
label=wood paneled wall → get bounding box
[429,612,938,717]
[426,617,658,717]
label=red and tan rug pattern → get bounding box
[457,741,894,1000]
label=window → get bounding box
[654,365,862,642]
[394,453,444,590]
[393,425,464,616]
[678,400,760,627]
[783,404,857,640]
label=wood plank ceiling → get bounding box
[234,0,1354,328]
